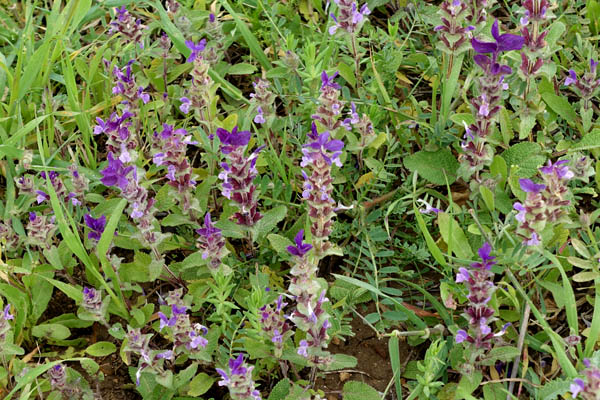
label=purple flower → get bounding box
[188,330,208,348]
[320,71,341,90]
[302,127,344,167]
[470,242,497,270]
[3,304,13,320]
[179,97,191,114]
[455,329,468,343]
[297,339,309,357]
[84,214,107,241]
[519,178,546,193]
[565,69,578,86]
[209,13,216,23]
[455,267,470,283]
[471,20,525,56]
[185,39,207,63]
[100,152,134,189]
[156,350,174,360]
[158,312,176,330]
[286,229,313,257]
[254,106,265,124]
[196,212,221,239]
[216,126,251,154]
[539,160,574,180]
[36,190,49,204]
[571,378,584,398]
[525,232,540,246]
[513,202,526,223]
[592,59,599,75]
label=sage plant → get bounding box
[328,0,370,35]
[180,41,215,122]
[93,111,137,162]
[455,243,509,372]
[26,212,56,249]
[259,295,292,357]
[458,20,524,181]
[301,123,343,257]
[79,287,109,326]
[109,6,146,48]
[217,126,264,227]
[571,358,600,399]
[196,212,229,275]
[513,160,573,246]
[151,123,199,213]
[47,364,88,399]
[0,305,14,343]
[216,354,262,400]
[124,327,174,386]
[250,79,276,123]
[434,1,474,56]
[287,230,332,368]
[312,71,345,132]
[565,59,600,112]
[157,302,208,356]
[100,153,167,253]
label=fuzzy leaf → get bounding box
[342,381,381,400]
[404,149,459,185]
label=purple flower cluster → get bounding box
[26,212,57,249]
[328,0,370,34]
[80,287,109,324]
[250,79,276,124]
[259,295,291,357]
[109,6,146,48]
[571,359,600,399]
[565,59,600,110]
[434,1,474,54]
[0,304,14,342]
[196,212,228,273]
[217,126,264,227]
[47,364,86,398]
[455,243,509,363]
[151,124,199,212]
[157,299,208,356]
[513,160,573,246]
[15,175,34,196]
[465,0,490,26]
[36,170,80,206]
[110,60,150,108]
[312,71,345,132]
[459,20,524,179]
[0,220,19,253]
[124,327,174,386]
[301,123,343,256]
[216,354,261,400]
[93,111,137,162]
[286,230,332,367]
[179,45,213,117]
[84,214,106,241]
[100,153,165,249]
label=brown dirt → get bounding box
[316,306,410,400]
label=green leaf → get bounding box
[500,142,545,178]
[574,129,600,151]
[161,213,193,227]
[187,372,215,396]
[32,323,71,340]
[227,63,257,75]
[324,354,358,371]
[85,341,117,357]
[342,381,381,400]
[337,61,356,87]
[572,271,600,282]
[542,92,577,125]
[404,149,459,185]
[456,370,482,398]
[389,336,402,399]
[267,233,294,255]
[267,378,292,400]
[480,346,520,365]
[253,205,288,239]
[537,378,572,400]
[437,212,473,259]
[479,185,495,212]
